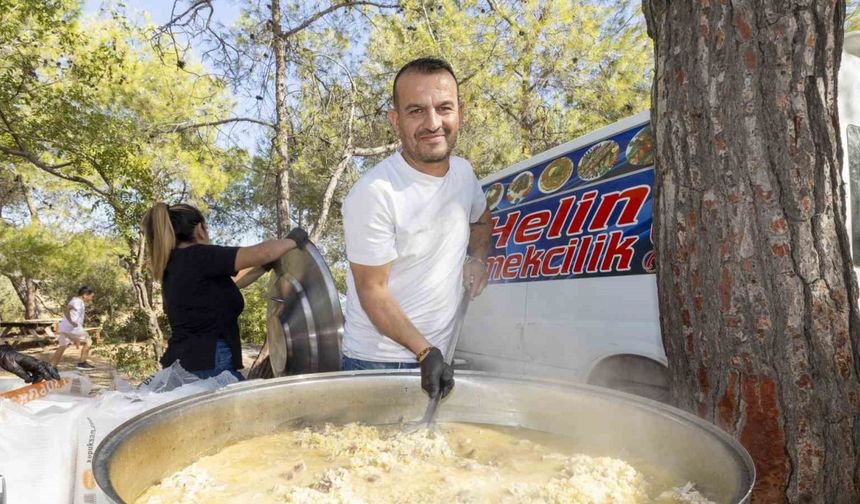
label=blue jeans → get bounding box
[191,339,245,381]
[341,355,419,371]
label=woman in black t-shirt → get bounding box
[141,203,308,380]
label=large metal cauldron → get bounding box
[94,371,754,503]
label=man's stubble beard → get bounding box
[410,129,458,164]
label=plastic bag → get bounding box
[0,374,93,504]
[1,373,92,405]
[0,363,236,504]
[134,360,206,393]
[73,365,238,504]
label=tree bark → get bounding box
[3,273,27,315]
[23,278,39,320]
[644,1,860,502]
[17,175,40,319]
[271,0,292,239]
[2,273,37,319]
[127,234,164,359]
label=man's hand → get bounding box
[419,347,455,399]
[0,345,61,383]
[463,257,489,299]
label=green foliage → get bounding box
[0,276,20,320]
[40,232,132,320]
[1,1,237,235]
[239,280,269,345]
[94,343,159,380]
[102,308,167,343]
[0,223,133,319]
[0,224,59,279]
[1,2,242,346]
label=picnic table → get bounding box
[0,319,61,345]
[1,320,105,347]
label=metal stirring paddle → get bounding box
[404,293,470,433]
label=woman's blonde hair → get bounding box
[141,203,205,281]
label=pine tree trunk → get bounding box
[271,0,291,239]
[643,1,860,502]
[127,234,164,360]
[19,177,40,320]
[4,273,27,316]
[23,278,39,320]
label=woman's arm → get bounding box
[232,266,267,289]
[234,228,309,274]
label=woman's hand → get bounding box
[234,227,310,271]
[287,228,310,249]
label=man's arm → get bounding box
[350,261,430,356]
[464,208,492,299]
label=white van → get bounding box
[458,32,860,401]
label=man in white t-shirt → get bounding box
[50,286,96,370]
[341,57,492,399]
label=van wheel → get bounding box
[588,355,669,403]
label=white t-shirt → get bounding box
[342,152,487,362]
[58,296,85,334]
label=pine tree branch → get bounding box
[162,117,275,133]
[0,107,110,198]
[353,142,399,157]
[280,1,400,40]
[0,145,109,198]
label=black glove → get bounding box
[419,347,455,399]
[287,227,310,249]
[0,344,61,383]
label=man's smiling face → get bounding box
[388,70,462,171]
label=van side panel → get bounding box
[459,117,664,381]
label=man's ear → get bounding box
[386,108,399,135]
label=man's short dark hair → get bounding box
[78,286,94,296]
[392,57,458,107]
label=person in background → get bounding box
[340,57,492,399]
[141,203,308,381]
[0,344,60,383]
[50,286,96,370]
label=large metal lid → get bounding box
[265,242,343,376]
